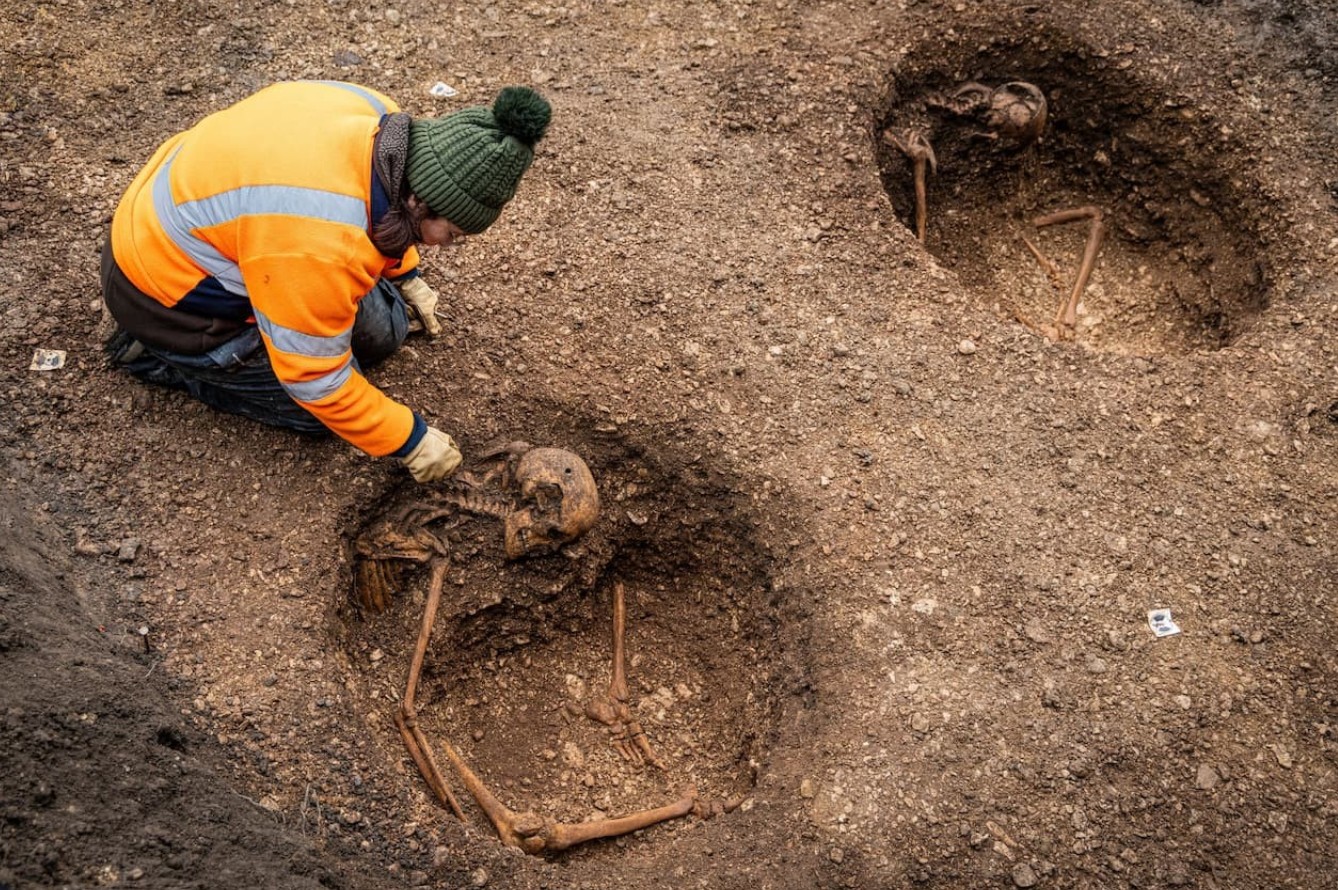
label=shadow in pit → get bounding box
[874,14,1276,353]
[337,423,800,857]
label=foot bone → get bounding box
[1030,205,1106,340]
[881,128,937,243]
[584,581,666,770]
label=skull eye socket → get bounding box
[531,518,564,542]
[528,481,565,513]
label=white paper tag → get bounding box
[1147,608,1181,638]
[30,348,67,371]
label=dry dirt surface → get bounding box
[2,0,1336,888]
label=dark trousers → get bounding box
[111,281,409,436]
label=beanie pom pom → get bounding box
[493,86,551,147]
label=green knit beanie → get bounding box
[406,86,552,234]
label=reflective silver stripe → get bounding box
[257,305,356,402]
[283,359,354,403]
[153,149,370,297]
[309,80,388,116]
[254,308,352,358]
[177,185,367,232]
[153,150,247,294]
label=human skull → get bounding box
[924,80,1048,147]
[503,447,601,559]
[982,81,1047,146]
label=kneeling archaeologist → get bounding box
[102,80,551,482]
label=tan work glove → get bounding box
[401,426,461,482]
[400,277,442,338]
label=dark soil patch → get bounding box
[0,469,388,890]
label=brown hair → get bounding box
[371,189,431,258]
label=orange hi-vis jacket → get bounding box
[111,81,424,457]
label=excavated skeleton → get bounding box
[881,79,1105,341]
[353,443,737,853]
[925,80,1049,147]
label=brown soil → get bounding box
[2,1,1336,888]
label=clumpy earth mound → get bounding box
[1,1,1335,888]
